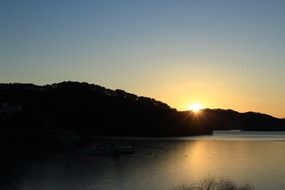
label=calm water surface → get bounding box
[15,131,285,190]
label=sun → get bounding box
[188,103,203,113]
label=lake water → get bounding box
[13,131,285,190]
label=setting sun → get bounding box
[188,103,203,113]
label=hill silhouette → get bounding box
[1,81,285,147]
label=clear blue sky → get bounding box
[1,0,285,117]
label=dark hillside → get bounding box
[0,82,209,148]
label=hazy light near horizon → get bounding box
[188,103,203,113]
[0,0,285,117]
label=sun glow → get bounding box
[188,103,203,113]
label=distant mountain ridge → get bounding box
[188,108,285,131]
[1,81,285,147]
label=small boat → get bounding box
[84,145,135,156]
[112,145,135,155]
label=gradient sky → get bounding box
[1,0,285,117]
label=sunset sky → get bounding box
[1,0,285,117]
